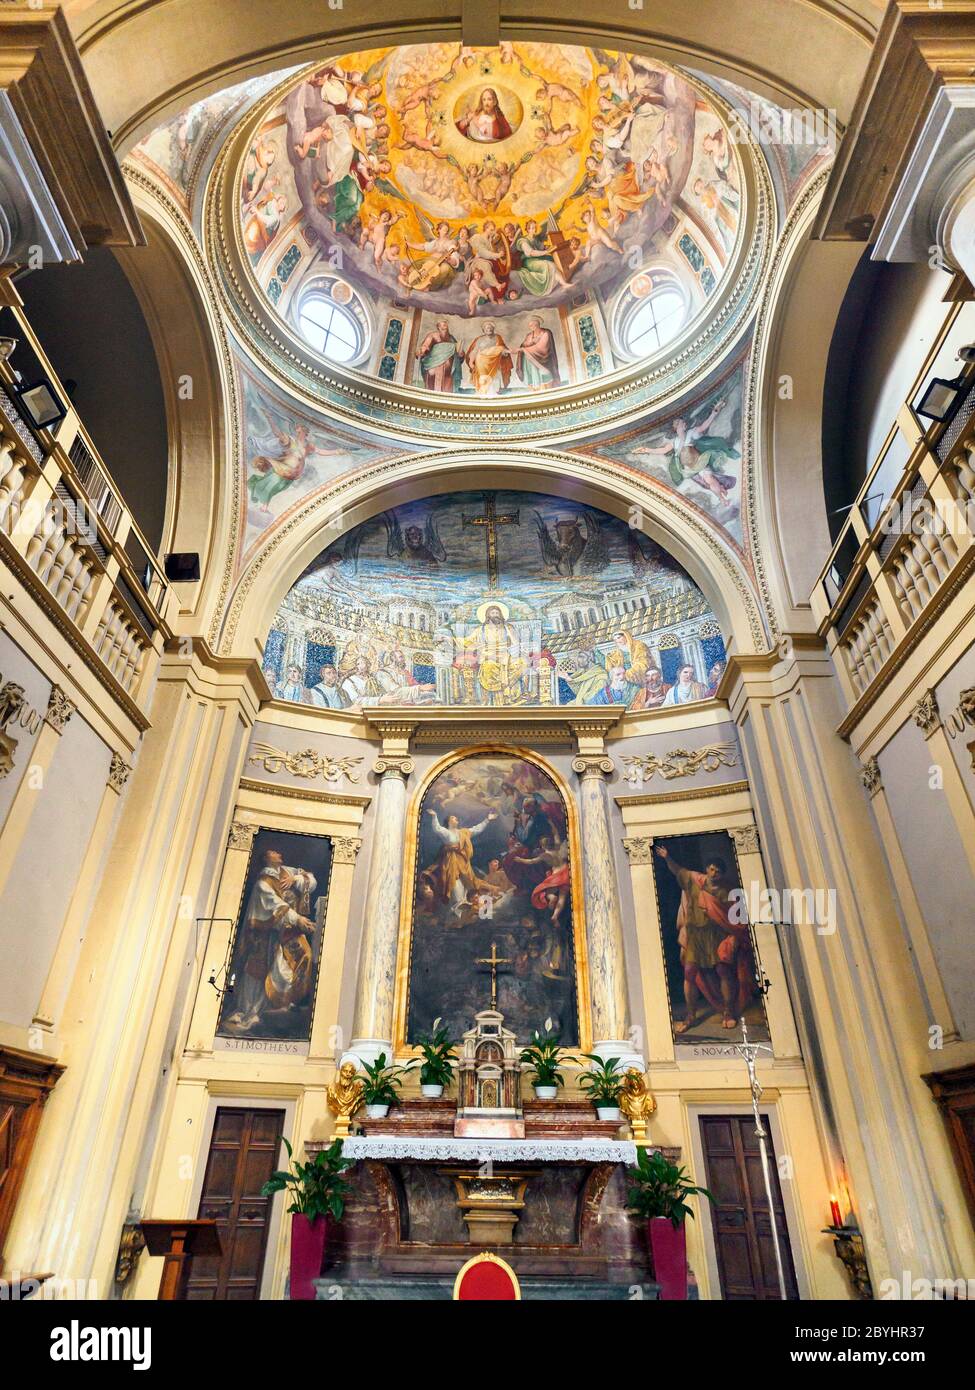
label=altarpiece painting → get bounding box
[402,753,585,1047]
[216,828,333,1046]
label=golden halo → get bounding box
[476,598,510,623]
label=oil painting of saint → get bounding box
[405,754,580,1045]
[650,831,769,1048]
[217,829,332,1046]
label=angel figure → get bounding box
[632,398,740,504]
[247,414,341,512]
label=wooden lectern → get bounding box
[139,1219,222,1300]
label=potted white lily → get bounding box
[416,1019,457,1098]
[359,1053,414,1118]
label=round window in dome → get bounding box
[293,278,369,364]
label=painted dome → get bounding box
[236,43,746,398]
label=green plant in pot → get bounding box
[261,1137,355,1301]
[578,1053,624,1120]
[416,1018,457,1098]
[626,1147,715,1301]
[359,1052,415,1118]
[520,1024,575,1100]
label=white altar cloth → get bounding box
[342,1135,638,1164]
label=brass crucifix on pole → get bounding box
[474,940,511,1010]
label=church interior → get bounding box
[2,0,975,1316]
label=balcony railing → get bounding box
[812,375,975,723]
[0,300,174,716]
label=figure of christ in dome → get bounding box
[456,87,514,143]
[425,807,499,917]
[464,323,513,396]
[514,318,561,390]
[248,419,343,511]
[416,321,463,391]
[632,400,739,503]
[455,602,527,701]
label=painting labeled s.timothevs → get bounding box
[405,754,580,1045]
[217,829,332,1046]
[262,489,727,710]
[651,831,769,1048]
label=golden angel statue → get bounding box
[619,1068,656,1145]
[327,1060,365,1137]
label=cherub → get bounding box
[534,79,583,108]
[467,268,492,314]
[359,208,403,268]
[574,202,623,254]
[535,117,578,149]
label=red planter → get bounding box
[290,1214,327,1300]
[649,1216,688,1301]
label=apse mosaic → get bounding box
[262,490,727,710]
[405,754,581,1045]
[238,43,743,392]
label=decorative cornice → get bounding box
[622,836,655,864]
[860,756,882,798]
[621,742,738,784]
[912,690,941,739]
[227,820,257,850]
[44,684,75,734]
[107,751,131,794]
[729,825,761,855]
[247,743,364,782]
[331,836,362,865]
[615,778,750,807]
[238,775,371,808]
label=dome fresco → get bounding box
[262,489,727,711]
[238,43,744,395]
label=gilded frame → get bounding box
[391,744,593,1059]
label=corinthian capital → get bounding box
[622,836,654,864]
[45,685,75,734]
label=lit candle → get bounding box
[829,1195,842,1228]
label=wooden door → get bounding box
[186,1107,286,1300]
[698,1113,800,1300]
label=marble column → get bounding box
[572,752,641,1068]
[347,750,414,1067]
